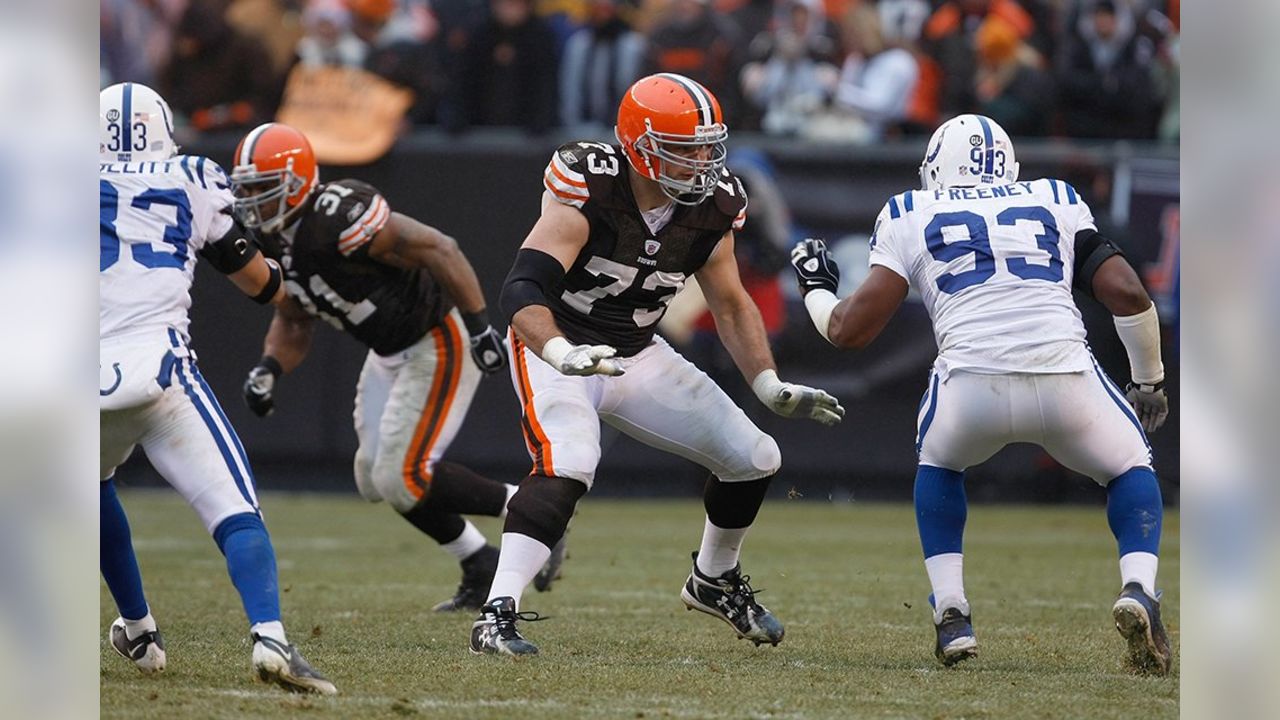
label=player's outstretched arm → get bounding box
[365,213,507,373]
[789,238,908,349]
[1090,254,1168,432]
[243,296,314,417]
[226,254,286,305]
[699,233,844,426]
[501,197,623,377]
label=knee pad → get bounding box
[504,475,587,548]
[750,434,782,477]
[371,451,420,512]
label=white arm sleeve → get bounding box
[1113,304,1164,384]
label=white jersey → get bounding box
[100,156,234,343]
[869,178,1097,378]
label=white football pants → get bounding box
[100,353,259,534]
[916,356,1153,483]
[353,310,482,512]
[507,332,781,487]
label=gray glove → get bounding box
[1125,380,1168,433]
[752,370,845,426]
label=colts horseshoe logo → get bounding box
[101,363,123,396]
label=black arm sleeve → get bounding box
[199,213,261,275]
[1072,229,1125,299]
[499,248,566,322]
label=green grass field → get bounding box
[100,491,1178,719]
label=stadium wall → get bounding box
[114,130,1179,504]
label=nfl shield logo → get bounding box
[644,240,660,256]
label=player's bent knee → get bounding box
[720,433,781,482]
[504,475,587,549]
[370,454,420,512]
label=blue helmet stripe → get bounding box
[121,82,133,155]
[976,116,995,175]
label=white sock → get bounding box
[1119,551,1159,597]
[696,518,749,577]
[441,520,488,561]
[250,620,287,645]
[497,484,519,519]
[486,532,551,609]
[924,553,967,616]
[122,612,157,641]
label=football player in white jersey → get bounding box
[99,83,335,694]
[790,115,1172,675]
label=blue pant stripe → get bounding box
[190,364,259,504]
[175,359,257,509]
[915,372,942,455]
[1090,357,1151,452]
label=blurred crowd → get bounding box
[101,0,1179,143]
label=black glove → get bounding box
[789,238,840,295]
[1125,380,1169,433]
[243,356,282,417]
[462,310,508,375]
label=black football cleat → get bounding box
[1112,582,1172,676]
[433,545,500,612]
[469,596,543,656]
[680,552,784,646]
[931,598,978,666]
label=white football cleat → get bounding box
[252,633,337,695]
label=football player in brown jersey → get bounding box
[229,123,551,613]
[470,74,844,656]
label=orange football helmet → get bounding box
[615,73,728,205]
[229,123,319,233]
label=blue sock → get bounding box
[1106,467,1163,556]
[915,465,967,557]
[100,479,149,620]
[213,513,281,626]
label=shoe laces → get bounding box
[491,609,548,640]
[716,570,766,611]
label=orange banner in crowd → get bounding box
[276,65,412,165]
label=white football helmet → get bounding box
[919,114,1019,191]
[100,82,178,163]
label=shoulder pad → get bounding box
[713,169,748,232]
[311,179,390,257]
[1042,178,1083,206]
[543,142,596,209]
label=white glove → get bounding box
[541,336,625,377]
[752,369,844,426]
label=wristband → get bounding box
[251,258,283,304]
[751,369,783,404]
[540,336,573,369]
[461,309,491,337]
[258,355,283,378]
[803,289,838,344]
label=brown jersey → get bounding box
[270,179,448,355]
[540,142,748,357]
